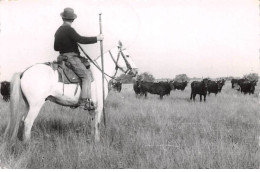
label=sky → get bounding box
[0,0,259,81]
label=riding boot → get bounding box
[78,98,96,111]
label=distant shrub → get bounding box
[174,74,189,82]
[244,73,259,81]
[136,72,155,82]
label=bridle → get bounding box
[78,44,135,82]
[108,46,134,79]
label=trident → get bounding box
[99,13,106,128]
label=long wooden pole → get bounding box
[99,13,106,127]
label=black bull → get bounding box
[133,80,142,96]
[173,81,188,91]
[111,81,122,92]
[231,78,245,89]
[239,80,257,94]
[190,79,209,102]
[207,80,223,95]
[0,81,11,102]
[135,81,172,99]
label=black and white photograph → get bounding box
[0,0,259,169]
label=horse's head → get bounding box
[117,47,138,77]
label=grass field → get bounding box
[0,81,259,168]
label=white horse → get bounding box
[4,43,138,142]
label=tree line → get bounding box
[115,72,259,84]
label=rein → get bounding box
[77,43,131,82]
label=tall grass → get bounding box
[0,82,259,168]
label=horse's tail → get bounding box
[4,73,27,140]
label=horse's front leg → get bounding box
[89,109,102,142]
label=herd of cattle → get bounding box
[133,79,226,101]
[0,78,258,102]
[231,78,258,95]
[132,77,258,102]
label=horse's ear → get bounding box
[118,40,123,48]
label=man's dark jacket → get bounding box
[54,24,97,54]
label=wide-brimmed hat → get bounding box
[60,7,77,20]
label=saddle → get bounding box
[45,61,81,84]
[45,54,91,84]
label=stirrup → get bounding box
[78,98,96,111]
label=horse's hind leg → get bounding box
[23,101,45,142]
[17,99,29,140]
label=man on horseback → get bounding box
[54,7,104,110]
